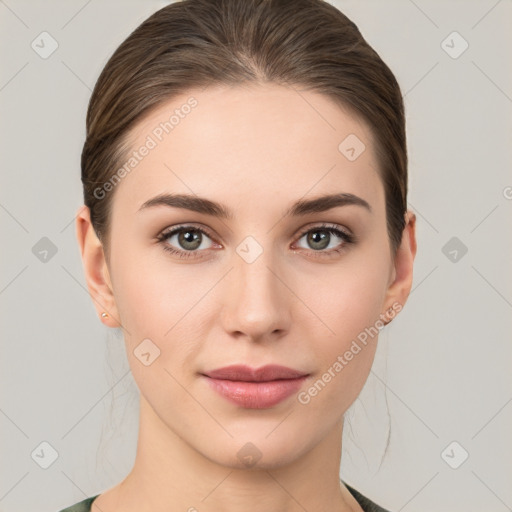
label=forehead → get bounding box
[112,83,383,216]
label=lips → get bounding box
[203,364,308,382]
[201,364,310,409]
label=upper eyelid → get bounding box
[159,224,215,240]
[296,222,351,237]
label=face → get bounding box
[79,83,415,470]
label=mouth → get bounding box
[202,364,309,382]
[200,364,310,409]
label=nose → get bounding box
[220,242,292,343]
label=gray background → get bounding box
[1,1,511,511]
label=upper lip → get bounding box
[202,364,309,382]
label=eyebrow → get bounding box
[137,192,372,219]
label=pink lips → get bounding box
[201,364,309,409]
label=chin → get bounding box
[197,429,314,471]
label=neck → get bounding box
[97,395,361,512]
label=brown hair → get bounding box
[81,0,407,261]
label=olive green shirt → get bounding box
[57,482,390,511]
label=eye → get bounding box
[293,223,355,257]
[156,222,355,260]
[156,225,218,259]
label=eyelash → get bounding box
[155,223,355,260]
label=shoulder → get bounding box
[344,482,391,512]
[56,495,100,512]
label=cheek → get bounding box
[110,249,214,375]
[297,288,382,420]
[110,258,204,417]
[297,253,390,407]
[306,254,390,344]
[110,237,187,333]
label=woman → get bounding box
[61,0,417,510]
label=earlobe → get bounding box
[382,210,417,319]
[75,205,120,327]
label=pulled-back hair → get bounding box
[81,0,407,260]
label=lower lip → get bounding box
[203,375,308,409]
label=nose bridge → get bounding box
[222,235,289,338]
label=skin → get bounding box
[76,83,417,512]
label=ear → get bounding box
[75,205,121,327]
[382,209,417,319]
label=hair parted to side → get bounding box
[81,0,407,262]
